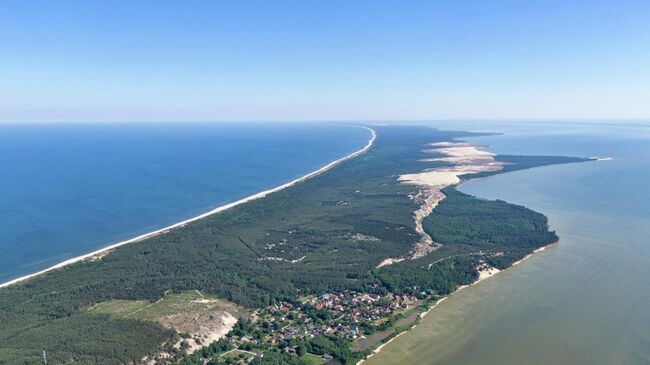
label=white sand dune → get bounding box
[378,142,504,268]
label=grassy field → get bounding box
[88,298,150,317]
[89,290,244,322]
[301,353,326,364]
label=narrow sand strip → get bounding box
[0,126,376,289]
[378,141,504,267]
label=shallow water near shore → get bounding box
[365,122,650,365]
[0,122,370,283]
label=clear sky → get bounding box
[1,0,649,122]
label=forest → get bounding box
[0,126,589,364]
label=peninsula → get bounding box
[0,125,591,365]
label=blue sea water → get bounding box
[0,122,370,283]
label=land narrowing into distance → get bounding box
[0,126,376,289]
[0,125,598,365]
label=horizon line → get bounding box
[1,118,649,124]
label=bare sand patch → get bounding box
[91,291,245,363]
[378,142,504,267]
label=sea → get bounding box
[3,121,649,364]
[365,121,650,365]
[0,122,371,284]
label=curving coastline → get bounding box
[0,126,376,289]
[378,141,504,268]
[358,242,556,365]
[359,140,567,364]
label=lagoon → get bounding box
[365,122,650,365]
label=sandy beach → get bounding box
[0,126,376,289]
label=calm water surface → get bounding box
[367,122,650,365]
[0,122,370,283]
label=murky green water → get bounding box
[367,122,650,365]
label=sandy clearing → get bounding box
[378,141,504,268]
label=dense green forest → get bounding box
[0,126,588,364]
[462,154,588,179]
[375,185,560,295]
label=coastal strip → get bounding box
[360,141,565,363]
[0,126,376,289]
[357,242,557,365]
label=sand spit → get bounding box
[0,127,376,289]
[377,142,504,268]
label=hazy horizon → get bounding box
[2,0,649,122]
[2,119,650,125]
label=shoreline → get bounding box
[378,142,504,268]
[0,126,376,289]
[359,142,576,364]
[357,241,556,365]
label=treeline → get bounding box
[0,126,584,364]
[376,186,559,296]
[463,155,590,179]
[0,125,448,363]
[424,186,558,249]
[0,313,176,364]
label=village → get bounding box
[201,290,424,364]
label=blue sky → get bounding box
[1,0,649,122]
